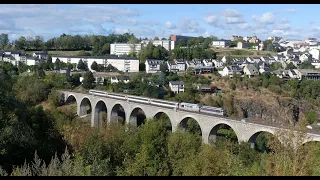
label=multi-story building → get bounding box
[169,81,184,93]
[145,59,164,73]
[170,35,195,50]
[212,40,231,48]
[110,43,142,56]
[0,50,40,66]
[230,35,243,41]
[152,40,171,51]
[167,59,186,72]
[51,55,139,72]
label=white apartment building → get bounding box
[212,40,231,48]
[141,40,172,51]
[145,59,164,73]
[51,55,139,72]
[110,43,142,56]
[152,40,171,51]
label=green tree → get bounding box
[91,61,98,71]
[82,71,96,89]
[0,33,9,48]
[77,59,87,71]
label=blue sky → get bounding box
[1,4,320,41]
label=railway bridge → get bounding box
[59,90,320,146]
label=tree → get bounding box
[77,59,87,71]
[160,63,168,73]
[82,71,96,89]
[45,55,53,70]
[15,36,26,50]
[91,61,98,71]
[286,62,296,70]
[54,58,61,70]
[0,33,9,48]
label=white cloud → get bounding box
[252,12,275,24]
[223,17,245,24]
[0,4,142,40]
[237,23,251,29]
[273,23,291,30]
[270,30,299,37]
[203,15,218,25]
[177,18,204,33]
[164,21,176,29]
[220,8,242,17]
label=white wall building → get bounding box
[169,81,184,93]
[51,56,139,72]
[212,40,231,48]
[309,49,320,60]
[152,40,171,51]
[145,59,164,73]
[110,43,142,56]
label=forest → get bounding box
[1,60,320,176]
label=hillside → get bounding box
[212,47,277,57]
[26,50,92,56]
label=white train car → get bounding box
[179,102,200,112]
[89,89,108,97]
[150,99,178,109]
[200,106,226,116]
[107,92,127,100]
[127,95,150,104]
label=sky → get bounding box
[1,4,320,42]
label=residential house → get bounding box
[186,59,203,69]
[247,57,261,63]
[230,35,243,41]
[296,69,320,80]
[176,60,187,71]
[237,41,249,49]
[26,56,40,66]
[33,51,48,60]
[111,76,130,84]
[272,69,290,79]
[197,84,214,94]
[221,56,227,64]
[309,49,320,60]
[287,57,301,67]
[299,53,312,62]
[194,66,214,74]
[213,58,224,69]
[220,65,243,77]
[203,59,213,67]
[145,59,164,73]
[167,61,179,72]
[288,69,299,79]
[274,54,286,61]
[248,36,260,43]
[259,66,272,74]
[169,81,184,93]
[311,59,320,68]
[243,64,259,78]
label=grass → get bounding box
[25,50,92,56]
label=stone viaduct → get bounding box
[59,90,320,146]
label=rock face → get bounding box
[233,96,311,125]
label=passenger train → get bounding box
[88,89,227,116]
